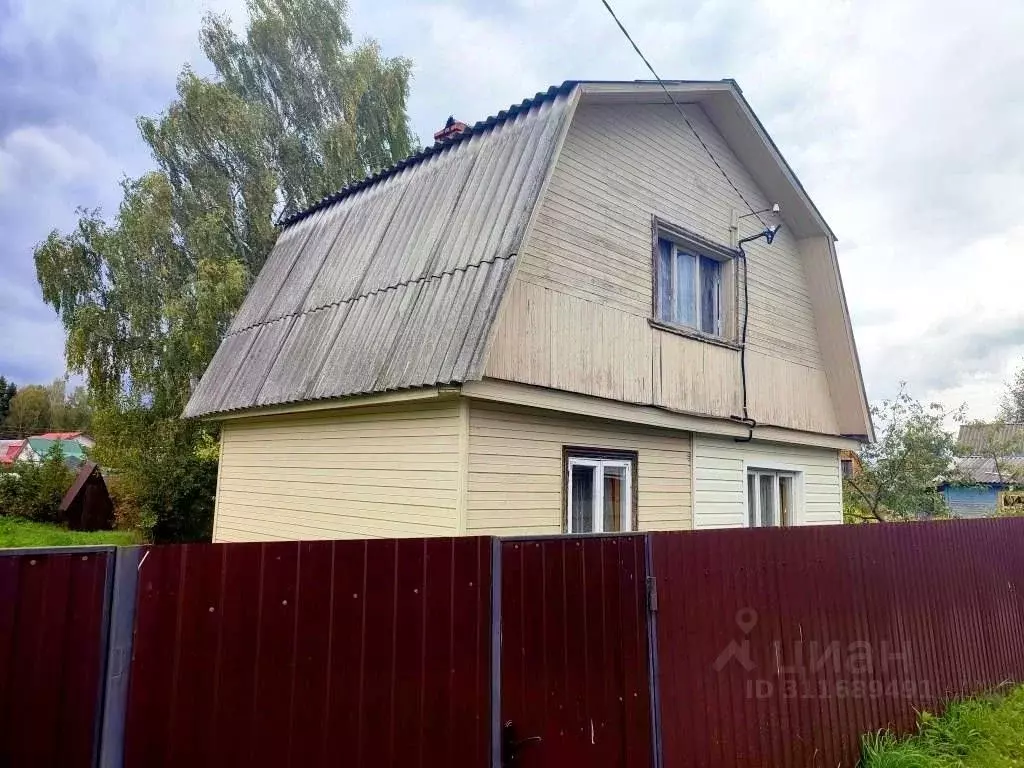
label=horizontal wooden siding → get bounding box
[692,434,842,529]
[214,402,461,541]
[466,402,692,535]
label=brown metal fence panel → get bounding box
[500,535,652,768]
[123,537,493,768]
[0,548,112,767]
[651,519,1024,768]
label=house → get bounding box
[58,461,114,531]
[38,431,96,450]
[185,79,873,542]
[0,439,24,465]
[17,437,87,469]
[839,449,862,479]
[940,423,1024,517]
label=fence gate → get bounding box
[499,536,653,768]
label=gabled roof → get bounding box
[184,84,577,418]
[186,79,862,425]
[0,439,23,464]
[948,456,1024,486]
[26,437,86,461]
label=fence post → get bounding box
[644,534,664,768]
[96,546,143,768]
[490,537,503,768]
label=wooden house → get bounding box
[185,80,873,542]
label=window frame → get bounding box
[745,466,801,527]
[651,217,739,343]
[562,446,639,534]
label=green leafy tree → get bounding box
[33,0,416,541]
[844,385,964,522]
[0,445,74,522]
[4,385,51,436]
[0,377,16,424]
[1000,361,1024,423]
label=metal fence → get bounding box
[3,519,1024,767]
[650,518,1024,767]
[0,546,114,768]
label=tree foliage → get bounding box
[1,379,91,436]
[844,385,963,522]
[0,377,16,424]
[0,445,75,523]
[1000,361,1024,423]
[33,0,416,541]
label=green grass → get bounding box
[862,686,1024,767]
[0,517,142,548]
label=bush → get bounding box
[0,447,75,522]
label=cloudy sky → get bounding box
[2,0,1023,421]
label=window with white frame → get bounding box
[565,449,636,533]
[655,236,724,336]
[746,469,796,527]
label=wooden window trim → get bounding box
[651,216,739,343]
[562,446,640,534]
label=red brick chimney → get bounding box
[433,116,469,143]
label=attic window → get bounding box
[653,224,735,340]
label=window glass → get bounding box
[674,249,697,327]
[699,256,721,335]
[657,239,672,319]
[747,473,757,528]
[566,454,634,533]
[571,463,595,533]
[759,474,776,527]
[603,464,627,532]
[779,475,793,526]
[655,236,724,336]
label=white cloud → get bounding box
[0,125,114,197]
[352,0,1024,420]
[2,0,1023,420]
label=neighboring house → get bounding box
[839,449,862,479]
[17,437,87,469]
[940,423,1024,518]
[0,439,25,465]
[38,432,96,450]
[185,79,873,543]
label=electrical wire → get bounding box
[598,0,767,228]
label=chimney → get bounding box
[433,115,469,143]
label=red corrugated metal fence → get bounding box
[500,536,651,768]
[650,519,1024,768]
[123,537,493,768]
[0,548,112,767]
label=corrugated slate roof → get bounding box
[184,85,575,418]
[957,423,1024,455]
[950,456,1024,485]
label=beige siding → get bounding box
[692,435,842,529]
[466,402,691,535]
[486,100,838,434]
[214,402,461,542]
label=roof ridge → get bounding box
[224,251,517,337]
[277,82,578,229]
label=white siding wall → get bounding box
[214,401,462,542]
[692,434,842,529]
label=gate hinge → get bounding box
[646,576,658,612]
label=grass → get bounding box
[0,517,143,548]
[862,685,1024,767]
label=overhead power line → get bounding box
[598,0,767,228]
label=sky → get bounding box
[1,0,1023,422]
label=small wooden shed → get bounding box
[59,461,114,531]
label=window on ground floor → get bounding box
[564,448,637,533]
[746,469,796,527]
